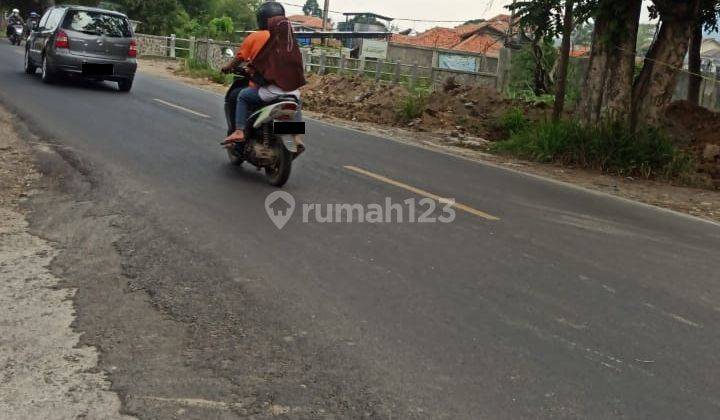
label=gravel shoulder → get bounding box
[137,58,720,223]
[0,107,133,419]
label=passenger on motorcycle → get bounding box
[6,9,24,37]
[220,1,306,148]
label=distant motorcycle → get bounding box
[222,50,305,188]
[8,24,24,46]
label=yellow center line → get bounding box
[344,165,500,221]
[153,98,210,118]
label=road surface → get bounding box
[1,43,719,419]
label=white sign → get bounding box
[438,53,478,72]
[361,40,388,60]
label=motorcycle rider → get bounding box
[26,12,40,33]
[220,1,306,151]
[6,9,24,38]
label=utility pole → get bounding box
[322,0,330,46]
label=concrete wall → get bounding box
[387,43,435,66]
[386,42,499,73]
[136,34,169,57]
[195,39,238,69]
[674,71,720,111]
[136,33,240,70]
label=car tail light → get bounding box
[128,39,138,58]
[55,31,69,49]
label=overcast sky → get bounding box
[283,1,658,32]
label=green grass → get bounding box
[506,88,555,106]
[498,107,530,136]
[396,87,430,122]
[490,118,697,181]
[177,58,234,86]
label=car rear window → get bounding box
[63,10,131,38]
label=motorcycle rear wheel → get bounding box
[265,141,292,187]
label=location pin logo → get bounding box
[265,191,296,230]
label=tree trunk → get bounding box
[632,0,701,125]
[532,35,548,95]
[687,24,703,105]
[553,0,575,121]
[578,0,643,125]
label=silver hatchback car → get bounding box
[24,6,138,92]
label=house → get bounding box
[569,45,591,58]
[288,15,333,46]
[391,27,463,49]
[288,15,332,32]
[389,14,514,58]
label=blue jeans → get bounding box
[235,87,265,131]
[234,87,303,131]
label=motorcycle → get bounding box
[222,49,305,187]
[8,24,24,46]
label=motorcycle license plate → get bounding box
[82,63,113,76]
[273,121,305,135]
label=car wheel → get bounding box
[41,55,55,84]
[24,50,37,75]
[117,77,134,92]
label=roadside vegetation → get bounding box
[109,0,720,189]
[396,87,430,122]
[176,58,233,85]
[491,114,698,183]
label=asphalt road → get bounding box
[2,42,720,419]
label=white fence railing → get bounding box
[134,33,511,91]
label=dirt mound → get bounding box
[664,101,720,185]
[302,74,406,125]
[301,74,545,141]
[420,81,517,140]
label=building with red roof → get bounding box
[389,15,513,58]
[288,15,332,31]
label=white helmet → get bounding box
[11,8,19,15]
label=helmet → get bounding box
[30,12,40,18]
[256,1,285,30]
[11,8,19,15]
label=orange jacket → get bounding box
[235,30,270,62]
[235,31,270,88]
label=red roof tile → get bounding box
[288,15,330,30]
[390,14,513,55]
[452,33,504,57]
[569,45,591,57]
[391,27,462,49]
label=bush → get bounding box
[498,107,530,136]
[177,58,233,86]
[396,88,429,122]
[507,89,555,107]
[508,44,558,96]
[490,118,696,180]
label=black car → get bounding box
[24,5,138,92]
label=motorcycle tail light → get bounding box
[281,103,297,111]
[55,31,69,49]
